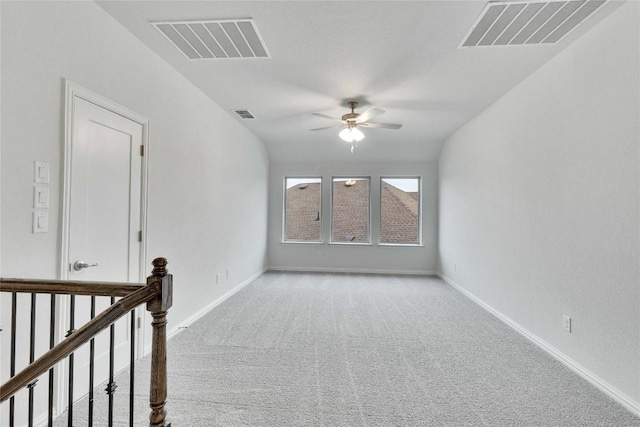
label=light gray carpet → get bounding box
[55,272,640,426]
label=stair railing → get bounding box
[0,257,173,427]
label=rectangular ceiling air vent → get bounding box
[460,0,606,47]
[153,19,270,60]
[232,109,256,119]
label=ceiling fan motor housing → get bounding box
[342,101,360,123]
[342,112,359,123]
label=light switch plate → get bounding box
[34,161,50,184]
[33,211,48,233]
[34,186,49,208]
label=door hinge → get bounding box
[137,317,141,329]
[138,231,142,242]
[140,145,145,156]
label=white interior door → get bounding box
[64,94,145,405]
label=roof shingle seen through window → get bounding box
[285,182,321,241]
[332,179,370,243]
[380,181,419,244]
[285,180,419,244]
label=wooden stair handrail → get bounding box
[0,282,160,402]
[0,278,145,297]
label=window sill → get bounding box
[281,240,323,245]
[378,243,424,247]
[329,242,372,246]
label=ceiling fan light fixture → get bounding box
[339,127,365,143]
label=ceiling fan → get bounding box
[310,101,402,153]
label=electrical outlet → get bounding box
[226,269,230,279]
[215,273,220,285]
[454,263,457,272]
[562,315,572,333]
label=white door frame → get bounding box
[58,80,150,412]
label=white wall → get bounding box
[268,161,437,274]
[439,1,639,413]
[1,1,268,423]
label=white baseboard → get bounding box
[268,266,436,276]
[167,268,267,340]
[34,412,50,427]
[142,268,266,355]
[438,272,640,418]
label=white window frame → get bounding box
[282,176,323,244]
[330,176,372,245]
[379,176,422,247]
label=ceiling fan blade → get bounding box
[356,107,385,123]
[312,112,343,122]
[309,124,344,131]
[359,122,402,130]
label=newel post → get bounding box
[147,258,173,427]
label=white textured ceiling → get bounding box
[96,1,621,163]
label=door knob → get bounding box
[73,260,99,271]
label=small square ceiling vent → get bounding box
[232,109,255,119]
[153,19,270,60]
[460,0,606,47]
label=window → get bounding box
[380,177,420,245]
[283,177,322,242]
[331,177,370,243]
